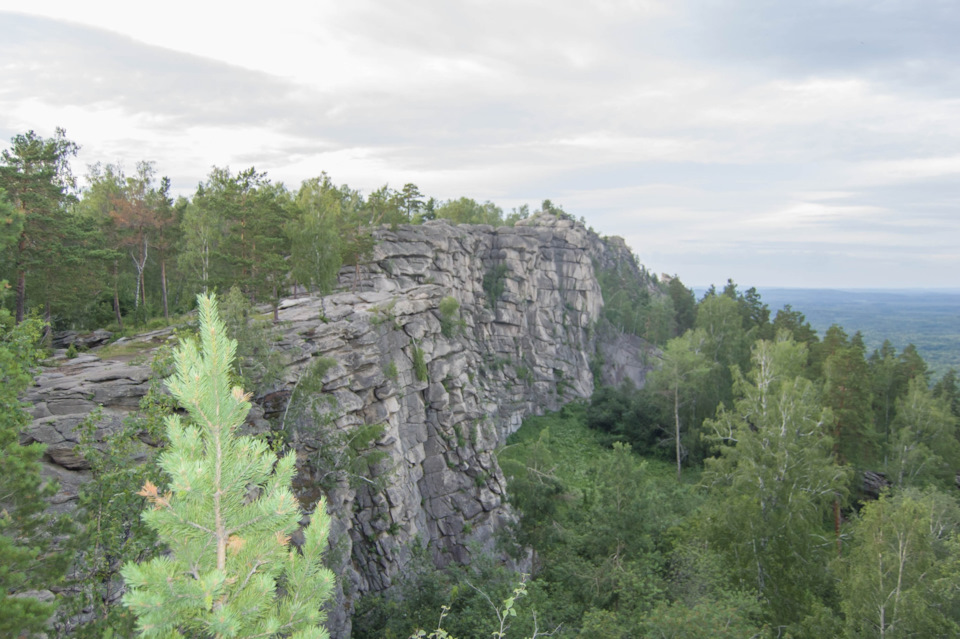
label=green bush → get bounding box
[439,296,465,337]
[586,382,669,459]
[384,359,399,381]
[482,264,508,309]
[412,343,428,382]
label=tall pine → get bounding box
[120,294,335,638]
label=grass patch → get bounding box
[96,339,161,360]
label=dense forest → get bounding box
[3,128,960,638]
[0,128,533,334]
[356,281,960,639]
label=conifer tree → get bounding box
[121,294,335,638]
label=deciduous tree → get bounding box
[287,176,342,297]
[886,378,960,489]
[648,329,712,480]
[702,336,849,626]
[839,488,960,638]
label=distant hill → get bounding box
[752,288,960,380]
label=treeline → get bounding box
[0,128,532,332]
[599,279,957,479]
[581,281,960,636]
[355,282,960,638]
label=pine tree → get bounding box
[120,294,335,638]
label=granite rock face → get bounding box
[23,213,655,637]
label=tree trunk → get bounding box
[15,267,26,324]
[834,498,842,556]
[139,234,148,309]
[43,300,52,345]
[675,386,682,481]
[160,256,169,321]
[113,259,124,331]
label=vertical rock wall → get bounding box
[23,213,656,637]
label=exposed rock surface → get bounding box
[24,213,656,638]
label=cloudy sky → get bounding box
[2,1,959,289]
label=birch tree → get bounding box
[840,488,960,638]
[648,329,712,480]
[702,335,850,626]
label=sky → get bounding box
[1,1,959,289]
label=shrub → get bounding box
[482,264,508,309]
[412,343,428,382]
[439,296,465,337]
[384,360,399,381]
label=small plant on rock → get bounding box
[412,342,428,382]
[439,296,465,338]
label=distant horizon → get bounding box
[691,285,960,294]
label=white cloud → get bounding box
[2,2,960,288]
[854,155,960,184]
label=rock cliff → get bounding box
[24,212,655,637]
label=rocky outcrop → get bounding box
[23,212,656,638]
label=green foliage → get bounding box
[514,365,533,386]
[0,314,72,637]
[433,197,504,226]
[819,326,879,468]
[596,257,676,345]
[62,348,175,638]
[933,368,960,425]
[638,592,764,639]
[498,405,701,635]
[839,488,960,638]
[771,303,819,353]
[886,377,960,489]
[0,186,24,251]
[700,336,850,627]
[664,276,697,336]
[287,175,343,296]
[586,382,668,458]
[280,355,389,491]
[384,359,399,381]
[438,296,465,338]
[761,288,960,378]
[410,577,531,639]
[120,294,335,638]
[353,547,535,639]
[647,329,713,479]
[0,128,81,323]
[692,293,753,417]
[369,299,401,330]
[192,167,292,311]
[412,343,428,382]
[219,285,286,395]
[176,200,222,295]
[482,264,508,309]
